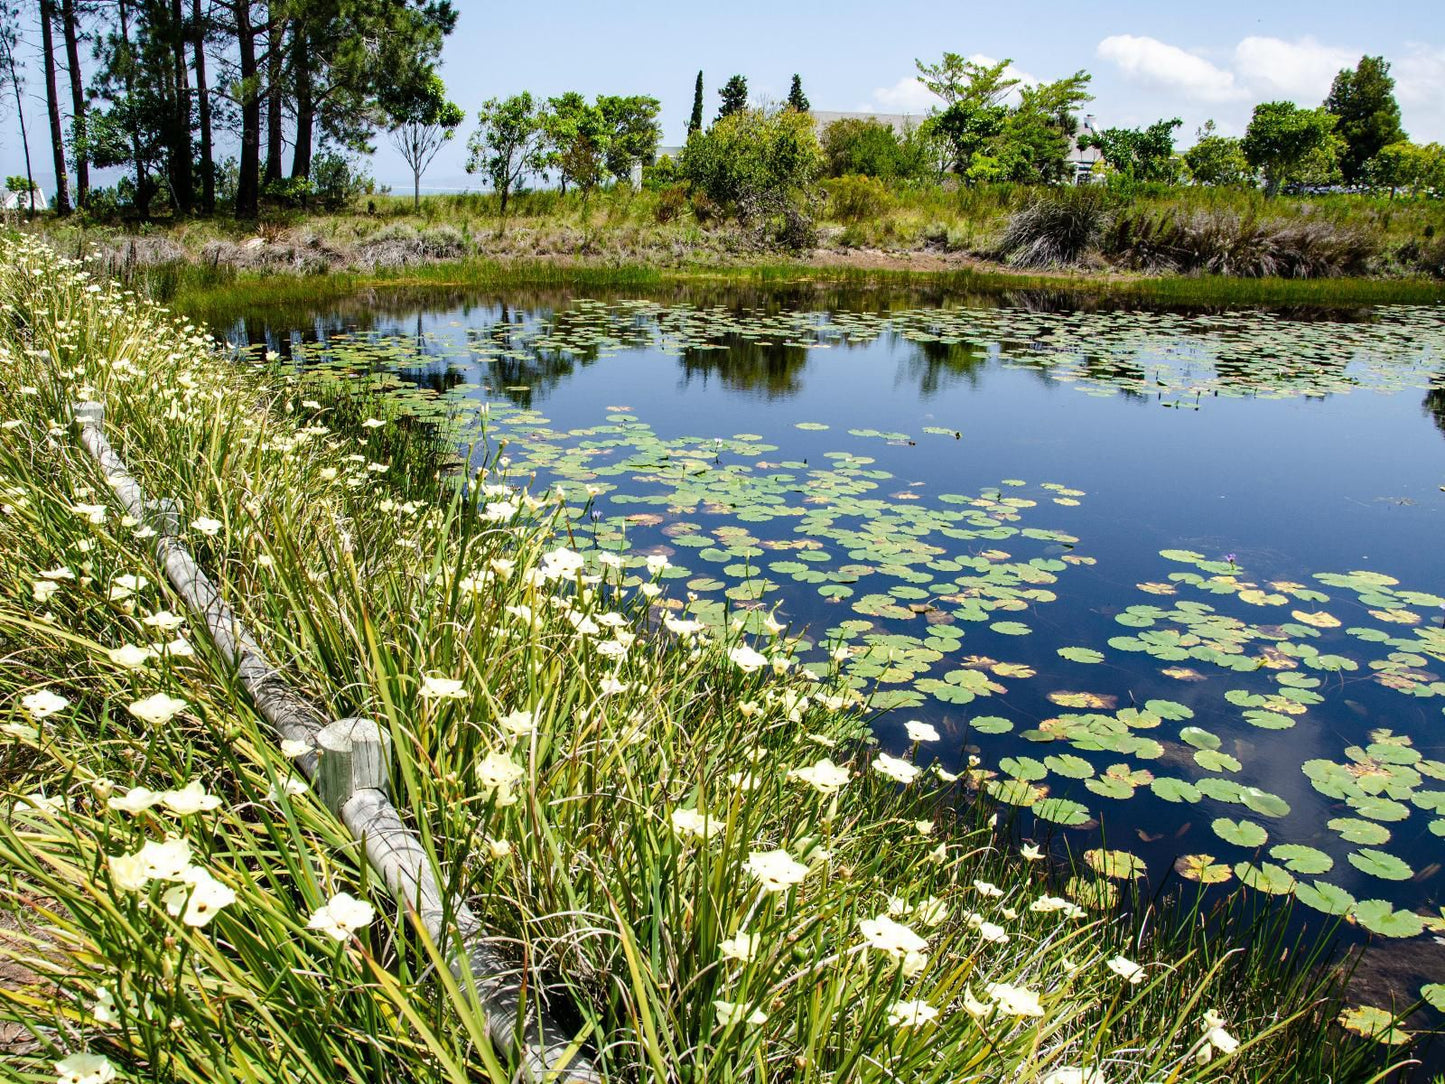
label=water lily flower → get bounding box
[419,674,467,700]
[727,644,768,672]
[744,848,810,892]
[1107,955,1145,984]
[719,932,759,962]
[887,999,939,1027]
[307,891,375,940]
[127,692,187,725]
[54,1052,115,1084]
[163,867,237,927]
[858,914,929,958]
[871,752,919,784]
[787,757,850,795]
[985,981,1044,1018]
[904,719,940,743]
[713,999,766,1026]
[21,689,69,720]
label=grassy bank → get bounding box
[0,236,1414,1081]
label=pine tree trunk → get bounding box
[262,3,283,185]
[290,24,312,179]
[234,0,260,218]
[192,0,214,213]
[2,36,36,214]
[169,0,193,212]
[59,0,86,207]
[39,0,71,214]
[118,0,147,218]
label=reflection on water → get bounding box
[203,287,1445,1026]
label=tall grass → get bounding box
[0,236,1411,1082]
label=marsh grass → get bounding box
[0,236,1414,1082]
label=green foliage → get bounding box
[689,70,704,135]
[821,117,934,181]
[1185,123,1254,188]
[311,151,371,211]
[824,174,892,223]
[465,92,548,214]
[681,106,822,211]
[4,173,34,193]
[716,74,748,122]
[1363,141,1445,198]
[1242,102,1341,196]
[597,93,662,177]
[786,73,810,112]
[388,73,464,208]
[1083,118,1183,186]
[1324,56,1407,185]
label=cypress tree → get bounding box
[786,73,809,112]
[688,70,703,134]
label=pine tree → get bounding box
[688,70,703,134]
[716,73,746,122]
[786,73,808,112]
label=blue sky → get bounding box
[3,0,1443,195]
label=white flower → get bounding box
[142,610,185,632]
[727,644,768,672]
[871,753,919,784]
[598,676,628,696]
[1106,955,1145,985]
[859,914,929,958]
[307,891,375,940]
[787,757,850,795]
[643,554,671,574]
[719,932,759,963]
[280,738,311,757]
[973,879,1004,898]
[361,417,385,428]
[1031,895,1086,919]
[1040,1069,1106,1084]
[72,503,108,525]
[663,614,705,637]
[1202,1010,1240,1057]
[159,636,194,658]
[904,719,940,743]
[887,999,939,1027]
[744,848,810,892]
[498,709,535,736]
[264,777,308,800]
[486,837,512,858]
[976,920,1010,944]
[21,689,69,720]
[108,786,162,813]
[713,999,766,1027]
[476,751,524,799]
[162,867,237,927]
[160,780,221,815]
[1020,842,1044,861]
[540,547,585,579]
[190,517,223,536]
[985,981,1044,1018]
[669,808,723,841]
[54,1052,115,1084]
[106,643,152,669]
[33,579,61,603]
[110,836,192,890]
[127,692,187,725]
[419,674,467,700]
[91,986,117,1025]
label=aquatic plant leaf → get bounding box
[1293,879,1356,916]
[1084,848,1146,880]
[1057,647,1104,664]
[1337,1006,1411,1045]
[1151,777,1201,804]
[1270,844,1333,875]
[1353,900,1424,937]
[1234,861,1296,895]
[1174,854,1233,883]
[1212,818,1267,848]
[1347,849,1413,881]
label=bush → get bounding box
[996,185,1112,268]
[654,183,688,224]
[679,107,822,212]
[311,152,372,211]
[824,175,892,224]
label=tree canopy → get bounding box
[1242,101,1341,196]
[1324,56,1405,185]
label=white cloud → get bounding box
[1231,36,1356,100]
[868,76,936,114]
[1394,45,1445,141]
[1096,35,1242,102]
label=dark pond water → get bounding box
[213,289,1445,1031]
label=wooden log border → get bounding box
[73,400,601,1083]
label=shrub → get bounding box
[679,106,822,212]
[654,183,688,223]
[996,185,1112,268]
[311,152,372,211]
[824,174,892,224]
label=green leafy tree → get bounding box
[1324,55,1405,185]
[680,105,821,210]
[820,117,933,181]
[597,93,661,179]
[716,73,747,122]
[995,70,1093,184]
[1363,140,1445,198]
[786,73,808,112]
[916,54,1016,176]
[1183,121,1253,187]
[1081,117,1182,185]
[688,70,703,135]
[465,92,548,216]
[1242,101,1340,196]
[388,72,463,209]
[541,91,603,195]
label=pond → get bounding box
[216,289,1445,1025]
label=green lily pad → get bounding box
[1347,849,1413,881]
[1353,900,1424,938]
[1212,818,1268,848]
[1293,879,1356,916]
[1270,844,1333,875]
[1057,646,1105,664]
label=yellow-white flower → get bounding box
[307,891,375,940]
[142,610,185,632]
[108,786,162,813]
[886,999,939,1027]
[727,644,768,672]
[498,709,535,736]
[419,674,466,700]
[973,879,1004,898]
[904,719,940,743]
[128,692,188,726]
[162,867,237,927]
[1201,1009,1240,1057]
[21,689,69,720]
[719,932,759,963]
[160,780,221,815]
[106,643,152,669]
[190,517,223,536]
[476,751,524,799]
[1040,1069,1106,1084]
[985,981,1044,1018]
[858,914,929,958]
[54,1052,115,1084]
[1106,955,1145,984]
[871,752,920,784]
[787,757,850,795]
[1020,842,1044,861]
[280,738,311,757]
[669,807,723,842]
[744,848,810,892]
[713,999,766,1027]
[109,836,192,890]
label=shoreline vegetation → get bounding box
[0,236,1422,1081]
